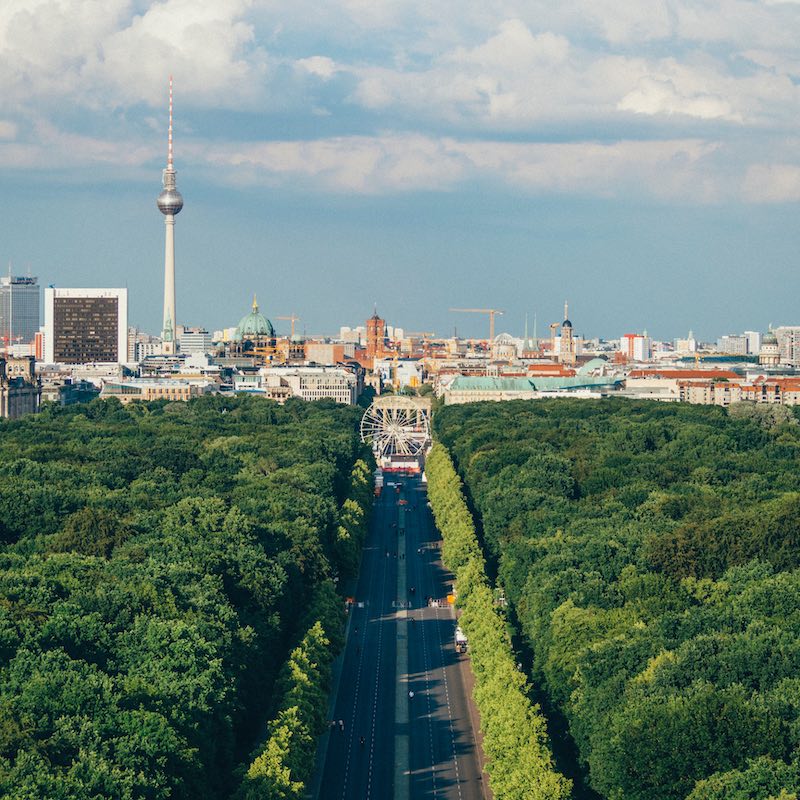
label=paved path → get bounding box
[318,473,484,800]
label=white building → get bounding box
[716,335,748,355]
[386,326,404,341]
[44,288,127,365]
[339,326,365,344]
[212,327,239,343]
[745,331,762,355]
[178,326,213,355]
[254,365,359,404]
[621,333,652,361]
[128,328,162,362]
[774,327,800,366]
[100,378,214,404]
[674,332,697,354]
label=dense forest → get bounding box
[435,399,800,800]
[0,396,370,799]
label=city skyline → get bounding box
[2,2,800,339]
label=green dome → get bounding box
[233,295,275,341]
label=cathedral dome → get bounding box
[233,296,275,341]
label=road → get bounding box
[318,473,484,800]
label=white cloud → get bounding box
[295,56,338,80]
[196,133,725,201]
[341,18,800,128]
[1,1,800,206]
[0,118,154,170]
[94,0,267,106]
[446,20,569,70]
[0,0,267,108]
[742,162,800,202]
[200,134,467,193]
[618,76,737,121]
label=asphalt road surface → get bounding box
[318,473,484,800]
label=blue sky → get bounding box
[2,0,800,341]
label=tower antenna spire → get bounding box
[167,75,174,170]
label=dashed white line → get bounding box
[433,603,463,800]
[420,603,438,797]
[339,505,391,800]
[365,559,388,799]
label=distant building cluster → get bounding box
[5,256,800,420]
[3,82,800,419]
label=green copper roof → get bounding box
[449,375,621,392]
[233,295,275,341]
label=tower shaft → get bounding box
[162,215,176,353]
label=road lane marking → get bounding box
[340,505,389,800]
[433,604,464,800]
[365,554,388,799]
[421,590,438,797]
[394,482,410,800]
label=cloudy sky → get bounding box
[2,0,800,340]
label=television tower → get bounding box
[156,76,183,354]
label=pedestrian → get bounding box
[339,719,344,731]
[408,690,415,700]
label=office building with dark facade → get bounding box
[44,288,128,365]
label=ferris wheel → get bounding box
[360,396,431,458]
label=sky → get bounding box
[2,1,800,341]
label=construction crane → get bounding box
[276,314,301,338]
[449,309,504,342]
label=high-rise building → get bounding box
[0,275,40,349]
[621,332,652,361]
[156,77,184,355]
[744,331,762,355]
[128,327,163,362]
[178,326,213,355]
[674,331,697,354]
[774,326,800,366]
[716,335,748,355]
[44,288,128,365]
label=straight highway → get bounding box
[318,473,484,800]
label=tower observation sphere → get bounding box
[157,185,183,216]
